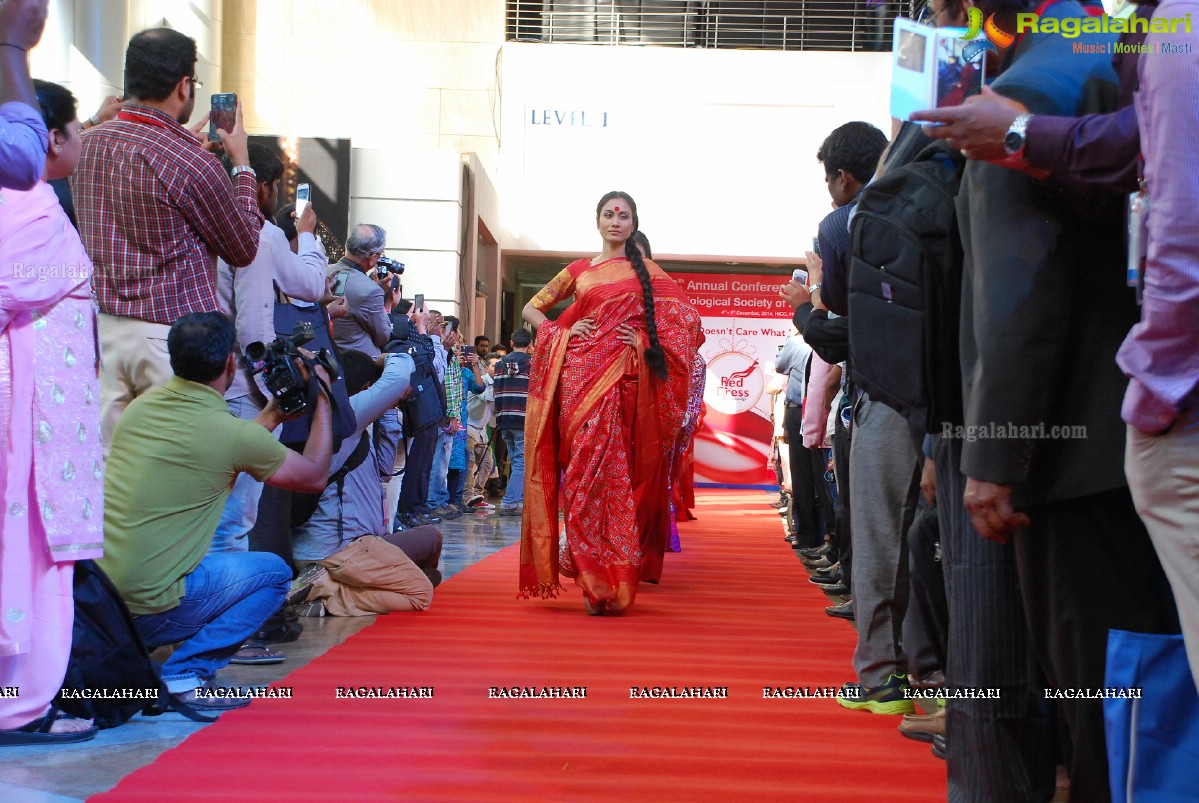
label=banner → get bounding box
[669,272,797,487]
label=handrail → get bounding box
[506,1,919,52]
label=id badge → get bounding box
[1127,186,1149,292]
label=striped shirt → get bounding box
[71,104,262,324]
[494,351,530,430]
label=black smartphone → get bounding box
[209,93,236,140]
[414,293,425,311]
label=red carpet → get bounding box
[96,490,947,801]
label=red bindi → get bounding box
[614,205,621,213]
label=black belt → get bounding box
[785,401,801,408]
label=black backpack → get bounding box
[847,143,966,434]
[54,560,215,729]
[384,316,447,436]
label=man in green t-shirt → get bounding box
[101,312,334,710]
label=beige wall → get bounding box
[34,0,226,123]
[222,0,503,167]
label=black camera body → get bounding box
[376,256,405,276]
[246,322,341,415]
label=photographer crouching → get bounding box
[100,312,336,711]
[289,348,442,615]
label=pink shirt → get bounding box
[802,354,836,449]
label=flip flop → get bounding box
[0,706,98,746]
[227,644,286,665]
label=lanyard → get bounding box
[115,107,179,133]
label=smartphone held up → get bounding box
[209,93,237,141]
[331,269,350,298]
[295,183,311,221]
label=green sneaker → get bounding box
[836,675,916,715]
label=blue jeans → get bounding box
[133,552,290,692]
[209,394,274,554]
[501,429,525,507]
[426,428,453,508]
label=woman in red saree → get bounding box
[518,192,703,614]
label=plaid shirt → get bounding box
[444,354,464,422]
[71,104,263,324]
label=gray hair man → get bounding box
[330,223,395,356]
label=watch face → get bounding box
[1004,131,1023,153]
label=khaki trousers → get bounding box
[463,430,495,502]
[310,535,434,616]
[1127,408,1199,695]
[98,314,173,447]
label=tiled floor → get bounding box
[0,506,522,802]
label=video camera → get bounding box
[246,322,341,415]
[376,256,405,276]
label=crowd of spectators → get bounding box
[1,12,525,736]
[769,2,1197,800]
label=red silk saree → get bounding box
[518,257,703,609]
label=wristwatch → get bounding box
[808,283,822,295]
[231,164,257,179]
[1004,113,1033,157]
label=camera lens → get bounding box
[246,342,267,362]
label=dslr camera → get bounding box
[246,322,341,415]
[376,256,405,276]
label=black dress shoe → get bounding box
[821,582,850,595]
[809,571,844,586]
[825,600,855,620]
[932,733,947,760]
[798,545,827,560]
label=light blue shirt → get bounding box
[291,353,414,561]
[774,334,812,406]
[0,101,48,191]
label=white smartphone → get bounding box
[331,269,350,298]
[295,183,311,221]
[792,268,809,286]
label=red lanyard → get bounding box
[115,107,179,133]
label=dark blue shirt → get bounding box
[817,203,853,317]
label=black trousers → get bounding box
[831,411,853,587]
[934,434,1054,803]
[398,426,438,515]
[810,445,836,542]
[903,501,947,682]
[783,404,820,548]
[1015,486,1180,803]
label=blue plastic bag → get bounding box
[1104,629,1199,802]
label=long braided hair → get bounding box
[596,191,668,380]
